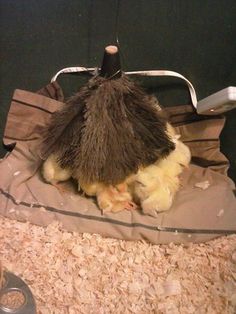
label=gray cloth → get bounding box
[0,83,235,244]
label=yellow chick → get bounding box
[41,124,190,215]
[96,183,136,213]
[42,153,72,185]
[78,180,136,212]
[129,126,191,215]
[42,157,136,212]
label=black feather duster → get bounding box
[40,46,175,185]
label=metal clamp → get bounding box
[0,272,36,314]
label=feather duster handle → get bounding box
[100,45,122,79]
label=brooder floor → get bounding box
[0,216,236,314]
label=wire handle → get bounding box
[51,67,197,108]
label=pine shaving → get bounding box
[232,251,236,263]
[0,260,3,289]
[217,209,225,217]
[0,216,236,313]
[0,290,25,310]
[13,171,21,176]
[194,180,210,190]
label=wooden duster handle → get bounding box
[100,45,122,79]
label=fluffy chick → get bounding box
[42,124,190,215]
[42,153,72,185]
[42,157,136,213]
[80,181,136,213]
[129,125,191,215]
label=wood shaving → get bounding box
[232,251,236,263]
[162,279,182,296]
[6,162,12,170]
[0,216,236,313]
[13,171,21,176]
[217,209,225,217]
[0,290,25,310]
[0,260,3,289]
[194,180,210,190]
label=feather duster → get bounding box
[40,45,175,187]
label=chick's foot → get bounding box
[53,182,68,194]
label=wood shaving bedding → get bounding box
[0,260,3,288]
[0,290,26,310]
[0,216,236,314]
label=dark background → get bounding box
[0,0,235,182]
